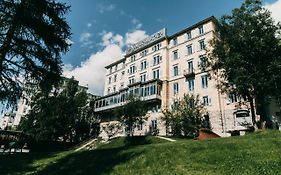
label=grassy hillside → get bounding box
[1,131,281,175]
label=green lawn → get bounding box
[1,131,281,175]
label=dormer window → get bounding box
[130,55,136,62]
[173,38,178,46]
[199,25,204,35]
[186,31,192,40]
[140,49,148,57]
[152,43,161,52]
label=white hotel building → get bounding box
[95,16,253,138]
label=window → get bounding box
[173,82,179,95]
[150,85,156,95]
[229,93,239,103]
[140,49,148,57]
[151,120,157,129]
[199,55,207,69]
[109,67,112,74]
[153,69,160,79]
[186,31,192,40]
[187,61,193,73]
[203,96,210,106]
[187,45,193,55]
[173,38,178,46]
[108,77,112,84]
[114,74,117,82]
[130,55,136,62]
[140,74,146,82]
[122,61,125,68]
[199,25,204,35]
[152,43,161,52]
[129,77,135,84]
[107,88,111,94]
[115,65,118,71]
[113,86,116,92]
[153,55,161,65]
[188,79,194,91]
[173,50,179,60]
[189,99,195,108]
[201,75,208,88]
[129,65,136,74]
[199,39,205,50]
[141,60,147,70]
[120,83,124,89]
[121,71,125,80]
[137,123,143,130]
[173,66,179,76]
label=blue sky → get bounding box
[59,0,280,95]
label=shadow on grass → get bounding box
[0,136,153,175]
[0,152,55,175]
[36,137,150,175]
[37,146,143,175]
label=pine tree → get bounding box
[0,0,71,105]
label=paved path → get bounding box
[75,138,97,152]
[156,136,176,142]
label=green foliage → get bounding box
[0,0,71,106]
[163,94,209,138]
[19,77,98,142]
[209,0,281,125]
[114,95,147,136]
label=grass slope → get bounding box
[1,131,281,175]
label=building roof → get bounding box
[168,16,216,39]
[105,58,126,69]
[104,16,217,69]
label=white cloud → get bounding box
[79,32,93,48]
[87,23,92,28]
[98,4,115,14]
[125,30,148,45]
[100,32,124,47]
[79,32,92,42]
[63,44,123,94]
[63,30,148,95]
[132,18,143,29]
[264,0,281,22]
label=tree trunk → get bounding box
[248,96,256,125]
[256,95,272,129]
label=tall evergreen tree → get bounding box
[209,0,281,127]
[0,0,71,105]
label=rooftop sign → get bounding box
[126,28,166,55]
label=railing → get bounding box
[94,94,162,113]
[95,79,163,113]
[183,68,195,78]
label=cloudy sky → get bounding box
[59,0,281,95]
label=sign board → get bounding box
[126,28,166,55]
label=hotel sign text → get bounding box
[126,28,166,55]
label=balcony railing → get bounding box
[183,68,195,78]
[95,79,162,113]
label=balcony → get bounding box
[95,79,162,113]
[183,68,195,78]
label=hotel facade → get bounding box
[95,16,254,139]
